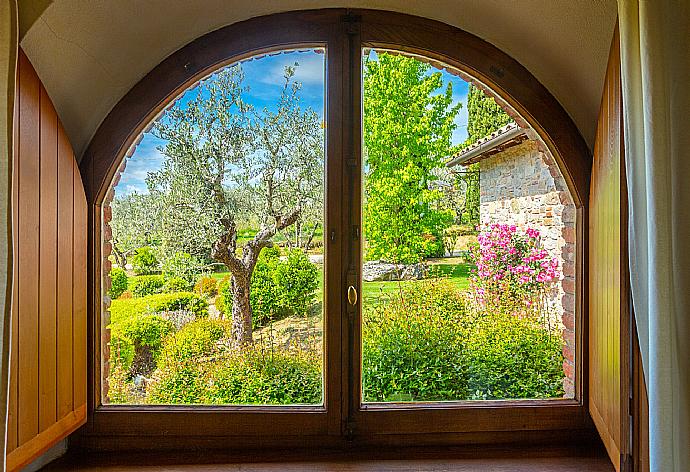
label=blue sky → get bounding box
[115,49,469,197]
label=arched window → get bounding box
[82,10,589,447]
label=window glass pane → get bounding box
[103,49,326,406]
[360,49,575,403]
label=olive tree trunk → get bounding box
[229,273,253,345]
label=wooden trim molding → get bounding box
[77,9,592,451]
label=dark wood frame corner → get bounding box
[76,9,593,452]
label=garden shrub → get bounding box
[462,311,564,399]
[109,292,208,326]
[163,276,189,293]
[131,246,159,275]
[204,346,322,405]
[162,251,203,287]
[218,247,318,328]
[119,315,175,375]
[274,249,319,319]
[108,267,128,299]
[362,280,468,402]
[246,247,282,327]
[156,318,229,370]
[361,279,564,402]
[129,275,165,298]
[216,275,231,316]
[108,331,134,373]
[194,276,218,297]
[146,319,231,404]
[107,292,208,378]
[148,340,321,405]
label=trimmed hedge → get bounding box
[108,267,128,299]
[129,275,165,298]
[108,292,209,377]
[109,292,208,325]
[163,276,189,293]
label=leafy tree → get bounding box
[461,84,512,225]
[110,192,162,268]
[131,246,159,275]
[148,63,323,346]
[363,53,459,264]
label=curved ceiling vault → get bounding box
[19,0,617,160]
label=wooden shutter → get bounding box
[6,49,87,472]
[588,26,631,472]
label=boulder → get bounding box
[362,260,427,282]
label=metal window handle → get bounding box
[347,285,358,306]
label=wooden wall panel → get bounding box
[7,50,88,472]
[56,120,74,420]
[17,47,40,448]
[39,84,58,433]
[588,29,626,471]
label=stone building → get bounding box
[448,122,577,396]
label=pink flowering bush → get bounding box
[468,224,560,318]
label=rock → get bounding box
[362,261,427,282]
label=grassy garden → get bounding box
[106,232,564,405]
[105,50,566,405]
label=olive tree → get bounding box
[148,63,323,346]
[110,192,162,268]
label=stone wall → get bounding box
[479,140,576,397]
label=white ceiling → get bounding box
[20,0,617,159]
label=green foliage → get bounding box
[108,292,207,378]
[362,280,468,402]
[148,330,321,405]
[465,84,513,144]
[110,193,162,261]
[109,292,208,325]
[155,319,230,372]
[120,315,175,353]
[194,276,218,297]
[163,276,190,293]
[218,247,318,328]
[246,247,282,327]
[462,311,564,399]
[273,250,319,318]
[108,267,128,299]
[108,331,134,373]
[216,275,232,317]
[131,246,159,275]
[147,319,231,404]
[162,252,203,287]
[361,280,564,402]
[461,85,513,224]
[107,365,134,404]
[129,275,165,298]
[363,53,458,263]
[203,346,322,405]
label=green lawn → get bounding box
[209,260,473,306]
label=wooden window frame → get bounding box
[77,9,592,452]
